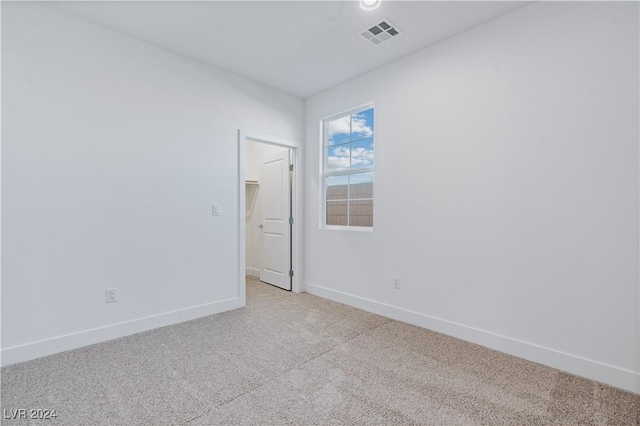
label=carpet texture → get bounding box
[1,277,638,425]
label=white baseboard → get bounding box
[1,297,243,367]
[305,282,640,394]
[245,267,260,278]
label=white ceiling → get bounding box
[51,1,530,98]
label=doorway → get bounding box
[238,132,301,303]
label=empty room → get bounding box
[1,0,639,424]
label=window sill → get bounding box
[321,225,373,232]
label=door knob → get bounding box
[258,224,263,229]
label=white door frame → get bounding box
[238,130,303,305]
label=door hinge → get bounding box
[289,217,294,225]
[289,164,294,171]
[289,270,294,278]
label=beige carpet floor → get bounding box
[1,276,638,425]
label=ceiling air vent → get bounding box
[361,19,401,45]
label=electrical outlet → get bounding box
[106,288,118,303]
[392,276,400,289]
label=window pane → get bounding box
[327,200,348,226]
[326,115,350,146]
[326,175,348,200]
[326,145,350,172]
[350,108,374,141]
[349,199,373,227]
[350,139,374,170]
[348,172,374,200]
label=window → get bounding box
[322,105,374,228]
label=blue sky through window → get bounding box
[326,172,373,190]
[326,108,374,178]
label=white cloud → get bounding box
[327,116,350,140]
[328,145,350,170]
[351,113,373,138]
[327,113,373,144]
[327,146,374,170]
[350,147,374,166]
[328,156,351,170]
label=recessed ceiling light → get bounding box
[361,0,381,12]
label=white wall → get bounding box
[304,2,639,393]
[245,141,287,276]
[1,2,303,364]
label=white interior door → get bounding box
[259,148,291,290]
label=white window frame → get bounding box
[320,102,375,231]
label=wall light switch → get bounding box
[212,204,221,216]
